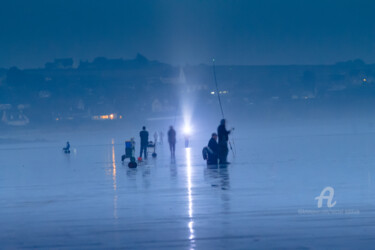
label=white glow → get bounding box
[184,124,192,135]
[111,139,117,191]
[186,148,195,242]
[111,139,118,220]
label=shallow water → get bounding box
[1,124,374,249]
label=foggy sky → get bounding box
[0,0,374,68]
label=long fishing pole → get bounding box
[212,59,225,118]
[212,59,235,157]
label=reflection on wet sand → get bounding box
[126,168,138,178]
[170,157,178,179]
[1,129,374,249]
[112,139,117,191]
[125,162,152,190]
[111,139,118,220]
[204,165,230,190]
[142,165,151,189]
[185,148,195,248]
[204,165,231,214]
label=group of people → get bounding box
[63,121,231,164]
[206,119,233,165]
[138,119,232,165]
[139,126,177,159]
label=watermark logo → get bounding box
[297,186,360,215]
[315,186,336,208]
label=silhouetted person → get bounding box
[207,133,219,165]
[139,126,149,159]
[168,126,176,156]
[217,119,231,164]
[63,141,70,153]
[64,141,70,151]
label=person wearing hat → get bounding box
[207,132,219,165]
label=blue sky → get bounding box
[0,0,374,68]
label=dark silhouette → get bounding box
[139,126,149,159]
[63,141,70,154]
[217,119,231,164]
[207,133,219,165]
[168,126,176,157]
[122,138,135,162]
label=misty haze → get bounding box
[1,1,374,249]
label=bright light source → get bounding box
[210,91,215,95]
[184,125,192,135]
[109,114,114,120]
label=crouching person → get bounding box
[207,133,219,165]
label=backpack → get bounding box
[202,147,209,160]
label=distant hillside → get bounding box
[1,56,374,127]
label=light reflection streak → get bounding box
[112,139,118,220]
[112,139,117,191]
[186,148,195,245]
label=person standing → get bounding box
[217,119,231,164]
[168,126,176,157]
[139,126,149,159]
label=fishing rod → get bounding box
[212,59,235,158]
[212,59,225,118]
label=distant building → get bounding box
[45,58,74,70]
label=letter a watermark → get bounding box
[315,186,337,208]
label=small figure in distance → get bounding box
[154,132,158,145]
[184,132,190,148]
[207,133,219,165]
[139,126,149,159]
[217,119,233,164]
[159,131,164,145]
[168,126,176,157]
[63,141,70,154]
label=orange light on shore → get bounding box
[92,113,118,120]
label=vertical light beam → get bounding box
[186,148,195,244]
[112,139,118,220]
